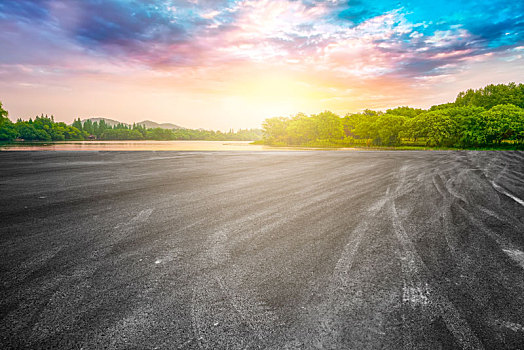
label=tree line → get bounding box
[71,119,262,141]
[262,83,524,148]
[0,107,262,142]
[0,111,85,141]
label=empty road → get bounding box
[1,151,523,349]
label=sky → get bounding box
[0,0,523,130]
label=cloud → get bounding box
[0,0,523,86]
[72,2,185,46]
[466,15,524,48]
[0,0,51,22]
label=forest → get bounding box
[262,83,524,148]
[0,108,262,142]
[1,82,523,147]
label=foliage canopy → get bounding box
[261,83,524,148]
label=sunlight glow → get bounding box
[0,0,523,129]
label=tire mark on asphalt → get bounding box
[502,249,524,269]
[190,285,206,350]
[478,206,523,231]
[478,159,524,207]
[491,181,524,207]
[189,160,389,349]
[492,319,524,333]
[310,164,428,348]
[191,197,353,348]
[445,169,469,205]
[190,275,277,350]
[389,163,484,350]
[432,173,447,199]
[215,276,275,344]
[468,155,524,267]
[390,167,432,349]
[114,208,154,229]
[3,151,524,348]
[391,199,484,350]
[32,207,162,348]
[1,208,151,347]
[189,171,352,348]
[309,181,399,348]
[430,171,460,258]
[10,207,158,348]
[457,200,524,273]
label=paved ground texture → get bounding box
[1,151,524,349]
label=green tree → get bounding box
[101,129,144,140]
[0,120,18,140]
[374,114,407,145]
[352,113,379,141]
[16,121,51,141]
[262,117,289,144]
[83,120,94,135]
[0,101,7,119]
[386,106,424,118]
[482,104,524,144]
[312,111,343,141]
[133,123,147,138]
[343,112,367,138]
[72,118,83,131]
[0,102,18,141]
[449,106,486,147]
[455,83,524,109]
[405,106,485,147]
[146,128,176,140]
[404,111,454,146]
[286,113,317,144]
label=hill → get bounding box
[136,120,182,130]
[81,117,126,127]
[80,118,183,130]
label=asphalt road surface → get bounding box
[1,151,524,349]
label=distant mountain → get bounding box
[80,118,183,130]
[136,120,182,130]
[81,117,126,127]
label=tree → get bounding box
[312,111,343,141]
[405,106,485,147]
[72,118,83,131]
[0,102,7,119]
[0,102,18,141]
[406,111,454,146]
[92,121,100,137]
[429,102,457,111]
[286,113,317,144]
[448,106,486,147]
[146,128,175,140]
[343,112,367,138]
[0,120,18,140]
[15,121,51,141]
[482,104,524,144]
[352,113,379,141]
[83,119,94,135]
[262,117,289,144]
[97,119,111,138]
[386,106,424,118]
[455,83,524,109]
[133,123,147,138]
[374,114,407,146]
[101,129,144,140]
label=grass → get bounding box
[252,140,524,151]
